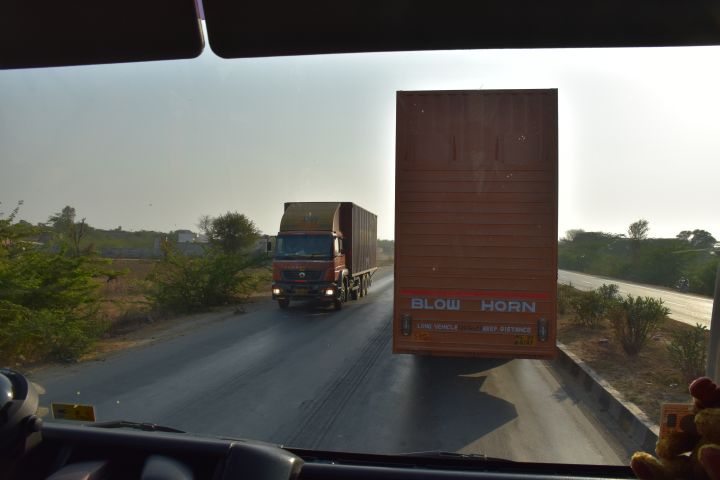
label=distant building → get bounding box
[177,230,196,243]
[254,235,274,254]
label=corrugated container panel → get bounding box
[340,203,378,275]
[394,89,558,359]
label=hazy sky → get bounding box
[2,40,719,240]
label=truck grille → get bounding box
[282,270,322,281]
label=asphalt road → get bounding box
[32,268,626,465]
[558,269,714,327]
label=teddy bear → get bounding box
[631,377,720,480]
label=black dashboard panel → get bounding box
[7,422,634,480]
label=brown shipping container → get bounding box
[393,89,558,359]
[340,203,378,274]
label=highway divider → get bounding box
[553,342,659,454]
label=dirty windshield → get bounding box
[1,34,719,467]
[275,235,333,259]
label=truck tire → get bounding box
[278,299,290,309]
[359,276,365,298]
[350,284,359,301]
[333,279,347,310]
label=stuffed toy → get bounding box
[632,377,720,480]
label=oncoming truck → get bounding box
[393,89,558,359]
[272,202,378,310]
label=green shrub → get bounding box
[610,295,670,355]
[0,301,103,363]
[557,283,576,314]
[667,323,708,384]
[148,245,265,314]
[569,290,606,328]
[0,204,111,364]
[597,283,621,302]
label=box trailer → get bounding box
[393,89,558,359]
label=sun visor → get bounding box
[1,0,204,69]
[202,0,720,58]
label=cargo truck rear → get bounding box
[393,89,558,359]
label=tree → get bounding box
[628,219,649,241]
[677,230,692,242]
[49,206,76,230]
[563,229,585,242]
[677,229,716,249]
[48,205,90,256]
[197,214,212,236]
[205,212,260,254]
[689,229,716,249]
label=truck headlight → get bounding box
[324,288,335,296]
[272,288,281,295]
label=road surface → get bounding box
[32,268,627,465]
[558,269,714,327]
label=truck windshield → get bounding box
[275,235,333,259]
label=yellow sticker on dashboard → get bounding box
[51,402,96,422]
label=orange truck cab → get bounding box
[272,202,378,310]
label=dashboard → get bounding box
[1,367,636,479]
[11,421,636,480]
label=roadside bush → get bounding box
[597,283,621,302]
[569,290,606,328]
[0,204,111,364]
[667,323,708,384]
[0,302,103,363]
[609,295,670,355]
[148,245,266,313]
[557,283,576,314]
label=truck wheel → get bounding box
[359,276,365,298]
[350,282,359,300]
[278,299,290,309]
[334,281,347,310]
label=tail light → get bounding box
[401,314,412,336]
[538,317,548,342]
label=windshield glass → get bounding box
[2,22,719,467]
[275,235,333,259]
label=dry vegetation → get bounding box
[558,312,704,423]
[96,259,157,334]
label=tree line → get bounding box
[559,219,718,296]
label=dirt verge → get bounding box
[558,312,701,423]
